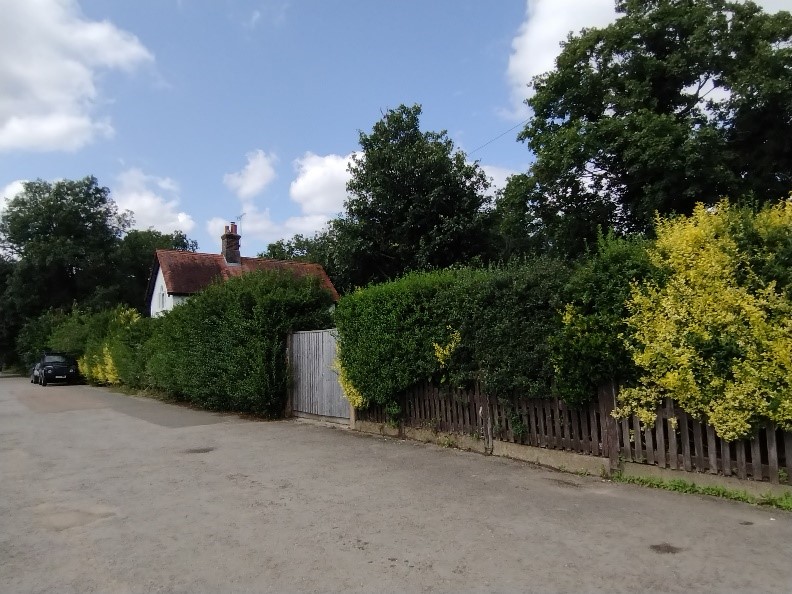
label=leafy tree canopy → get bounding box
[330,104,491,291]
[261,233,328,263]
[516,0,792,256]
[0,176,130,317]
[0,177,198,362]
[101,228,198,312]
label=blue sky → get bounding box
[1,0,788,255]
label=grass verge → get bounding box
[612,473,792,511]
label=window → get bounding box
[158,286,165,310]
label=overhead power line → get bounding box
[469,118,530,155]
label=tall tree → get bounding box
[330,104,491,291]
[0,177,131,317]
[99,229,199,312]
[0,256,16,364]
[261,233,327,262]
[516,0,792,256]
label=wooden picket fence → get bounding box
[357,382,792,486]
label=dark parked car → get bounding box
[32,353,79,386]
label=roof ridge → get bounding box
[150,249,339,304]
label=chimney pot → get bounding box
[221,221,241,264]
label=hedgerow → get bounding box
[618,200,792,440]
[144,270,334,416]
[551,233,657,406]
[334,259,570,413]
[333,269,460,415]
[448,259,570,399]
[41,270,333,417]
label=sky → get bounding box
[1,0,789,256]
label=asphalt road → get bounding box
[1,375,791,593]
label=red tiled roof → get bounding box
[148,250,339,304]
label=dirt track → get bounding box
[1,376,791,593]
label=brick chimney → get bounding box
[221,222,241,264]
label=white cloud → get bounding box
[481,164,519,195]
[505,0,616,120]
[289,152,353,215]
[113,168,195,233]
[1,180,25,201]
[759,0,792,12]
[505,0,786,120]
[207,151,354,248]
[0,0,153,152]
[223,150,278,199]
[0,180,26,214]
[210,152,521,249]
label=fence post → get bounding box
[284,333,293,418]
[485,392,494,454]
[399,391,407,439]
[599,381,620,473]
[348,403,356,429]
[476,383,493,455]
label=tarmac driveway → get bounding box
[1,375,791,593]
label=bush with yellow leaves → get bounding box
[618,199,792,440]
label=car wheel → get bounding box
[41,377,47,387]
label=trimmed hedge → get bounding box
[333,269,461,415]
[551,233,657,406]
[42,270,334,417]
[144,270,334,416]
[334,258,570,413]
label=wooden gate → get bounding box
[288,329,349,423]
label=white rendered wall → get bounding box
[149,269,186,317]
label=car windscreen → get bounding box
[43,355,69,364]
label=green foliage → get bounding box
[145,270,334,416]
[260,233,328,263]
[334,259,570,412]
[448,259,571,398]
[0,176,197,361]
[489,173,544,260]
[334,270,460,410]
[15,310,66,366]
[0,256,17,363]
[107,316,156,388]
[0,177,130,318]
[261,104,495,294]
[102,229,198,312]
[619,200,792,440]
[71,307,147,386]
[48,308,113,358]
[552,233,657,406]
[611,472,792,511]
[518,0,792,256]
[327,104,492,292]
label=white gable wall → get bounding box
[149,268,189,317]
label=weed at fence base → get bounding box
[612,473,792,511]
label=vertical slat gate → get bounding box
[290,329,349,422]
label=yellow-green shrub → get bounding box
[618,200,792,440]
[73,306,142,385]
[333,355,364,409]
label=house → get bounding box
[145,222,338,317]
